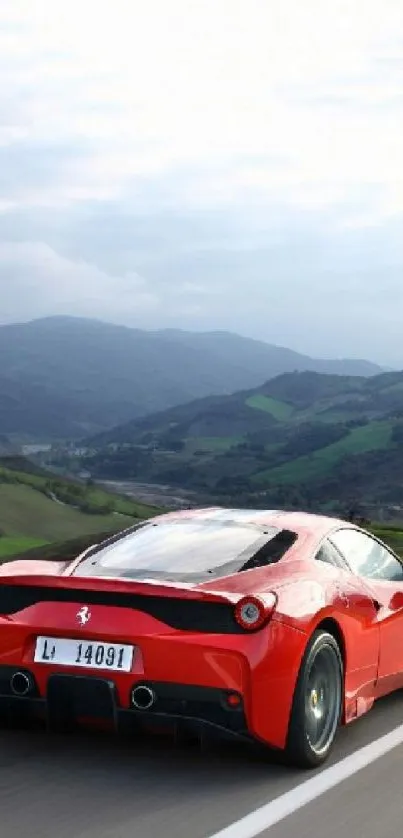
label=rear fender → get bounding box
[276,611,379,726]
[272,576,380,726]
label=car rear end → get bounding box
[0,512,310,748]
[0,573,306,750]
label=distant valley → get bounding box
[67,369,403,518]
[0,315,386,441]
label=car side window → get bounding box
[315,540,347,569]
[329,529,403,582]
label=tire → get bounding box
[285,630,343,769]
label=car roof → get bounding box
[153,506,349,538]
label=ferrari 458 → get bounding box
[1,506,402,768]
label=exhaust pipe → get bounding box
[131,685,155,710]
[10,672,33,697]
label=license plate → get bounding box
[34,636,134,673]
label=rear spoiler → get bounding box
[0,573,240,605]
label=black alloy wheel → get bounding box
[285,630,343,768]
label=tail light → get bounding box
[234,594,276,631]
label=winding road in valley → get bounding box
[1,691,403,838]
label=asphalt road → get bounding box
[1,692,403,838]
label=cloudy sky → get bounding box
[0,0,402,364]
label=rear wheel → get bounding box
[285,630,343,769]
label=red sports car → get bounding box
[0,506,402,768]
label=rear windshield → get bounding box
[73,519,293,581]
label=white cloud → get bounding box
[0,0,402,218]
[0,242,159,321]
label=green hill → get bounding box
[254,420,394,485]
[0,457,160,559]
[79,370,403,515]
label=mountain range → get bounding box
[80,370,403,515]
[0,316,387,440]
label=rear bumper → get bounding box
[0,620,307,749]
[0,666,251,742]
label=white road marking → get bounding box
[206,723,403,838]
